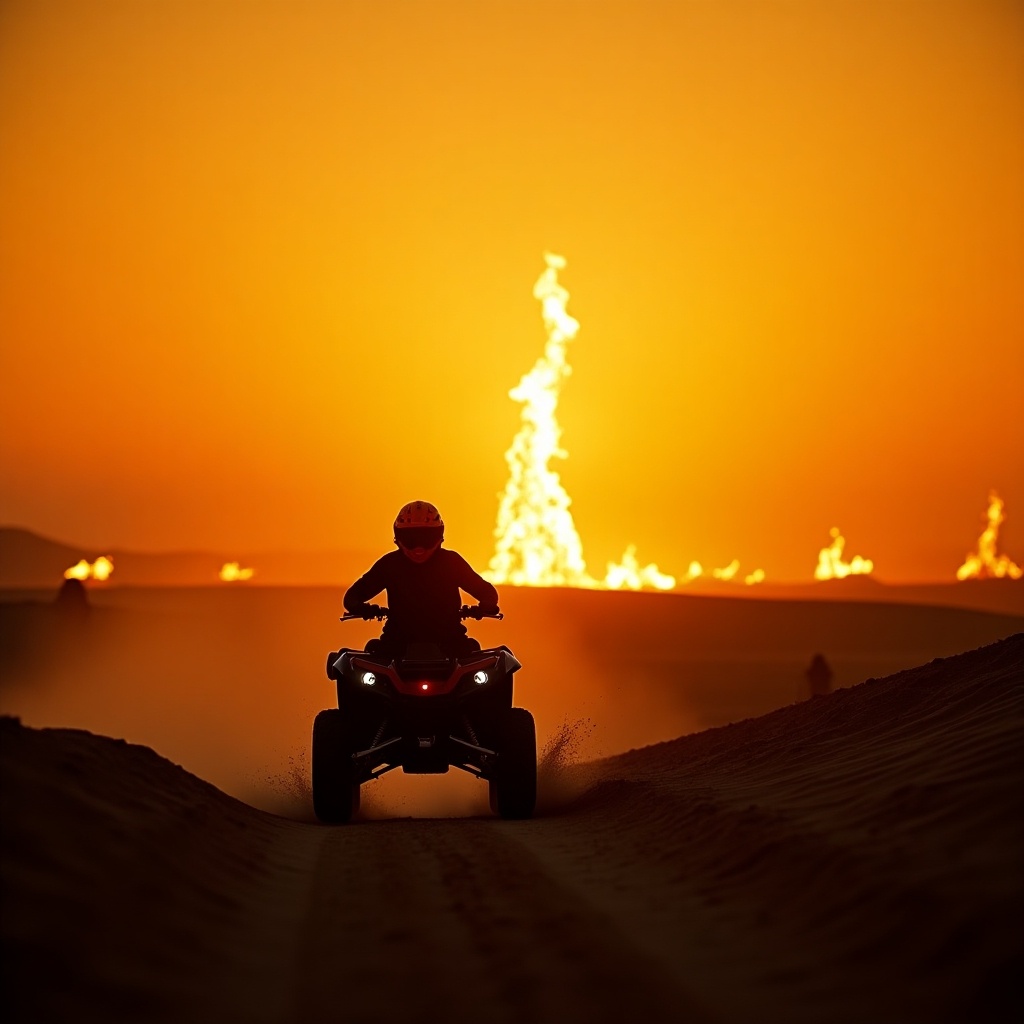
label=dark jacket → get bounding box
[344,548,498,647]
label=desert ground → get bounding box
[1,585,1022,1021]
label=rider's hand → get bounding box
[478,604,500,617]
[351,603,381,619]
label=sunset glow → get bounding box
[0,1,1020,583]
[815,529,874,581]
[957,493,1022,581]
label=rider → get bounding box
[344,501,500,655]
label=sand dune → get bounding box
[2,634,1021,1023]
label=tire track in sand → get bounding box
[293,817,717,1024]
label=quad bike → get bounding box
[313,605,536,823]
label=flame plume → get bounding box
[814,528,873,580]
[957,492,1022,580]
[488,254,692,591]
[488,253,591,586]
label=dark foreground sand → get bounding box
[2,634,1021,1023]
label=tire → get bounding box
[492,707,537,820]
[312,709,359,824]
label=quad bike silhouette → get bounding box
[313,605,536,823]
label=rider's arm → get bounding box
[453,554,500,612]
[343,558,388,613]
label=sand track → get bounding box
[2,635,1022,1023]
[294,820,712,1023]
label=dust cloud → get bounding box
[0,587,689,820]
[2,584,1019,820]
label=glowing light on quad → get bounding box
[605,545,676,591]
[421,683,429,691]
[64,556,113,582]
[473,670,489,685]
[361,672,376,686]
[957,492,1022,580]
[219,562,254,582]
[814,528,873,580]
[488,253,591,587]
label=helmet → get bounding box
[394,501,444,531]
[394,501,444,562]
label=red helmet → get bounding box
[394,501,444,562]
[394,501,444,531]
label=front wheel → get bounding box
[312,709,359,823]
[492,707,537,820]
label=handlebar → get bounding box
[460,605,503,621]
[340,604,502,622]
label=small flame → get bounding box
[64,556,113,582]
[219,562,254,582]
[712,559,740,581]
[681,559,764,585]
[956,492,1022,580]
[605,545,676,590]
[814,528,873,580]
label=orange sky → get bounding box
[1,0,1021,583]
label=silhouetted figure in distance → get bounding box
[54,577,90,624]
[806,653,833,697]
[344,501,499,657]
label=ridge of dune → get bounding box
[2,635,1022,1023]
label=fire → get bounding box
[712,559,740,581]
[64,556,113,581]
[814,528,873,580]
[678,559,765,586]
[219,562,254,582]
[488,253,758,593]
[956,492,1022,580]
[605,546,675,591]
[488,253,591,587]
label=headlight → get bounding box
[361,671,376,686]
[473,670,489,685]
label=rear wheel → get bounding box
[312,709,359,823]
[492,707,537,820]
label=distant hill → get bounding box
[0,526,373,588]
